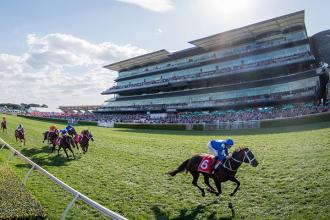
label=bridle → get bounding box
[222,149,256,172]
[82,132,92,140]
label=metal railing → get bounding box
[0,137,128,220]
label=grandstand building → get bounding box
[97,11,329,114]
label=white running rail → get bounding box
[0,137,128,220]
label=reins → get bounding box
[221,149,256,172]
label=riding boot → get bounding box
[211,156,218,174]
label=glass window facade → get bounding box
[105,77,318,107]
[113,44,312,89]
[117,30,307,79]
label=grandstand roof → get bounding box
[104,11,306,72]
[104,49,170,72]
[189,10,305,49]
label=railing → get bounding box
[0,138,128,220]
[106,53,314,93]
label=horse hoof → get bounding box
[230,193,234,197]
[216,193,220,196]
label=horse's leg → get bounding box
[68,147,75,159]
[57,146,61,156]
[203,174,217,194]
[63,148,70,159]
[76,143,82,155]
[213,178,222,196]
[228,177,240,197]
[191,172,205,197]
[81,144,86,154]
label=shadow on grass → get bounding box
[15,145,78,168]
[113,121,330,136]
[151,201,235,220]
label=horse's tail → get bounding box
[168,159,190,177]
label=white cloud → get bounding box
[117,0,174,12]
[0,33,148,109]
[0,54,24,73]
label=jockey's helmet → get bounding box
[225,138,234,147]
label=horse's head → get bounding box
[69,128,77,136]
[82,130,94,141]
[89,131,94,141]
[232,147,258,167]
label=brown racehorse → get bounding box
[15,129,25,146]
[168,148,258,197]
[43,129,59,144]
[56,135,76,159]
[1,121,7,133]
[74,130,94,153]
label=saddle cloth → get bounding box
[75,135,81,143]
[197,154,221,174]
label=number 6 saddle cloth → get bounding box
[197,154,221,174]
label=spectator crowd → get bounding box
[98,103,329,124]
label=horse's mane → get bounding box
[232,147,249,156]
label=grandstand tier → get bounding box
[98,10,329,114]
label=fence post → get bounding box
[0,143,6,152]
[23,164,36,184]
[6,151,16,163]
[61,193,80,220]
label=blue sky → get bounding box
[0,0,329,109]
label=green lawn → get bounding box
[0,115,329,220]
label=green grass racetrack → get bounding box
[0,115,330,219]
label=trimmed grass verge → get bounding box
[0,165,45,219]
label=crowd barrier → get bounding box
[110,112,330,131]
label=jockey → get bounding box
[49,125,57,132]
[65,124,74,133]
[207,138,234,172]
[60,129,67,137]
[17,124,24,133]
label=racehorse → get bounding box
[168,148,258,197]
[74,130,94,153]
[55,135,76,160]
[1,121,7,133]
[67,128,77,137]
[15,129,25,146]
[43,129,59,147]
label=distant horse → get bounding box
[55,135,76,160]
[74,130,94,153]
[168,148,258,197]
[1,121,7,133]
[15,129,25,146]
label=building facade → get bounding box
[98,11,328,114]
